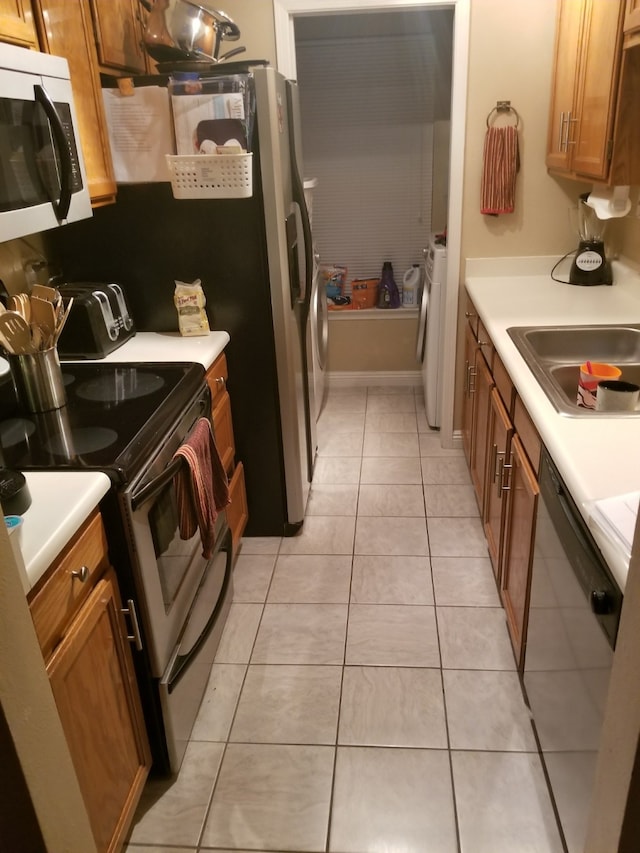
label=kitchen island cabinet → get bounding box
[0,0,38,47]
[28,509,151,853]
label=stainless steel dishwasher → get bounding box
[523,448,623,853]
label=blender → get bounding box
[569,193,612,286]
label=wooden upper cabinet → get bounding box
[33,0,117,206]
[547,0,583,173]
[89,0,147,74]
[624,0,640,40]
[547,0,625,182]
[0,0,38,47]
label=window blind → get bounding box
[296,33,436,290]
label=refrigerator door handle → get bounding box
[285,80,313,318]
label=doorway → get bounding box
[274,0,469,447]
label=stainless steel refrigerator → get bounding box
[46,64,317,537]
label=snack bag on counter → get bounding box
[174,279,210,336]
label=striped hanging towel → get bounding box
[480,125,520,216]
[173,417,230,559]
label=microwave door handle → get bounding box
[34,84,73,220]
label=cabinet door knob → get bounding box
[71,565,89,582]
[215,376,226,390]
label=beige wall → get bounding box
[217,0,278,66]
[328,316,418,373]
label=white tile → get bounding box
[422,456,473,485]
[360,456,422,485]
[230,664,342,744]
[355,516,429,557]
[317,410,365,434]
[202,743,334,852]
[316,429,364,457]
[351,555,433,605]
[279,515,356,555]
[252,603,348,665]
[358,483,425,516]
[339,666,447,747]
[428,516,488,558]
[432,556,500,606]
[443,669,537,751]
[363,431,420,457]
[306,484,359,516]
[365,412,418,433]
[437,607,516,670]
[452,751,564,853]
[214,603,263,664]
[312,456,361,485]
[128,741,224,847]
[424,484,480,517]
[329,747,457,852]
[238,537,281,555]
[232,554,276,602]
[268,554,352,603]
[190,664,246,742]
[366,394,416,413]
[346,604,440,667]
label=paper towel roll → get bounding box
[586,185,631,218]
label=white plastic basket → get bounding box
[166,153,253,199]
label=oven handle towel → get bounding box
[173,417,230,559]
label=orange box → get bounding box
[351,278,379,310]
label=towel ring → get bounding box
[486,101,520,129]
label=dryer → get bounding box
[416,236,447,429]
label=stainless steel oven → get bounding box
[0,360,233,776]
[523,448,622,853]
[123,391,233,773]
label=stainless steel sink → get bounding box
[507,324,640,416]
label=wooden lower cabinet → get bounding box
[500,436,539,671]
[28,510,150,853]
[469,353,493,515]
[483,387,513,581]
[47,571,150,853]
[207,351,248,555]
[461,292,541,671]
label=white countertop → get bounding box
[12,331,230,592]
[12,471,111,594]
[74,330,230,369]
[465,255,640,591]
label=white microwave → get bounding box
[0,42,92,243]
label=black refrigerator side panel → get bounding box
[45,173,289,536]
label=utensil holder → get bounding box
[9,346,67,412]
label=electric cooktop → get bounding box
[0,361,206,483]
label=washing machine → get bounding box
[416,235,447,429]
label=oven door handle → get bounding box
[162,527,233,694]
[130,456,184,511]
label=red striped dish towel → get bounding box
[480,125,520,215]
[173,417,230,559]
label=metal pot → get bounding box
[139,0,245,64]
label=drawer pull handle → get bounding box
[71,565,89,582]
[122,599,144,651]
[215,376,226,389]
[478,340,490,348]
[465,311,476,319]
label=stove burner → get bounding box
[45,427,118,457]
[0,418,36,447]
[76,370,165,403]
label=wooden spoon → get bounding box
[0,312,32,354]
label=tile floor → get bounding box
[125,385,564,853]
